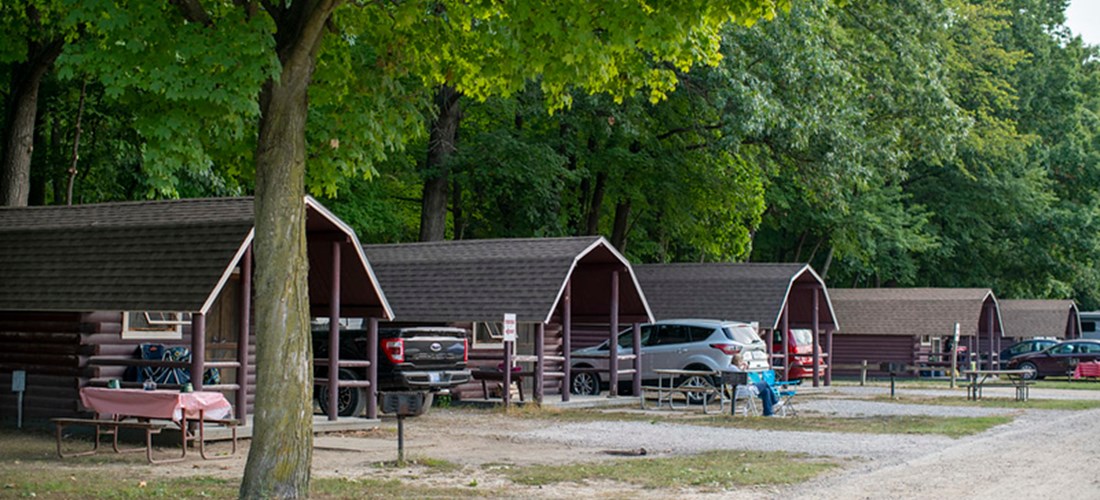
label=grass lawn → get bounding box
[833,377,1100,391]
[870,395,1100,411]
[0,429,492,499]
[504,449,837,489]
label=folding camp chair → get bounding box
[762,370,800,416]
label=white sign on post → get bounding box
[502,313,517,342]
[11,370,25,392]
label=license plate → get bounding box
[429,372,440,383]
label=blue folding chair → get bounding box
[762,370,799,416]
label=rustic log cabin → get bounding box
[632,263,838,386]
[999,299,1080,341]
[0,196,392,425]
[362,237,653,403]
[829,288,1004,376]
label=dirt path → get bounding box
[785,406,1100,499]
[121,390,1100,498]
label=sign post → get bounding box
[502,314,516,408]
[12,370,26,429]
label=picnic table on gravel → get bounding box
[961,369,1035,402]
[642,369,729,414]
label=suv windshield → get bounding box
[724,325,760,344]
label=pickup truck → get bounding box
[313,326,471,416]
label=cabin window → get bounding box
[121,312,191,340]
[472,321,533,351]
[919,335,933,346]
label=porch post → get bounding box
[327,242,342,421]
[987,303,995,370]
[765,327,774,367]
[632,323,642,396]
[780,302,789,379]
[535,322,545,403]
[968,331,976,369]
[812,286,821,387]
[825,328,833,386]
[191,312,205,391]
[562,280,572,402]
[367,317,378,418]
[609,270,620,397]
[236,247,252,420]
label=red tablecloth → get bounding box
[80,387,232,422]
[1073,361,1100,379]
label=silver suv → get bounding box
[569,319,769,396]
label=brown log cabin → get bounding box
[829,288,1003,377]
[0,196,392,425]
[632,263,838,386]
[999,299,1081,342]
[362,236,653,403]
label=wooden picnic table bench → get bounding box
[961,369,1035,401]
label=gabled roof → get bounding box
[632,263,837,329]
[999,299,1079,339]
[0,197,392,318]
[830,288,999,336]
[362,236,653,324]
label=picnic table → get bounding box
[53,387,238,464]
[643,369,731,414]
[1072,361,1100,380]
[961,369,1035,401]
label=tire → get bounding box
[570,370,601,395]
[317,368,367,417]
[1018,361,1039,381]
[678,369,717,405]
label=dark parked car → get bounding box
[999,339,1057,362]
[1005,339,1100,380]
[312,324,470,416]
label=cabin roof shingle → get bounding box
[830,288,997,336]
[633,263,835,329]
[363,237,652,323]
[0,199,254,313]
[999,299,1078,339]
[0,197,391,318]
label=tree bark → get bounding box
[240,2,338,498]
[419,84,461,241]
[0,36,63,207]
[66,79,88,205]
[584,172,607,235]
[610,200,631,250]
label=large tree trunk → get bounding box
[419,84,461,241]
[610,200,631,250]
[240,2,337,498]
[584,172,607,235]
[0,37,63,207]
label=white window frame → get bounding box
[919,335,933,346]
[121,311,190,340]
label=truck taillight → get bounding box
[463,337,469,362]
[383,339,404,363]
[710,343,742,355]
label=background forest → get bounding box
[4,0,1099,306]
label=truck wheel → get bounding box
[317,368,367,417]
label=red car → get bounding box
[772,328,827,379]
[1006,340,1100,380]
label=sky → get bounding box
[1065,0,1100,46]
